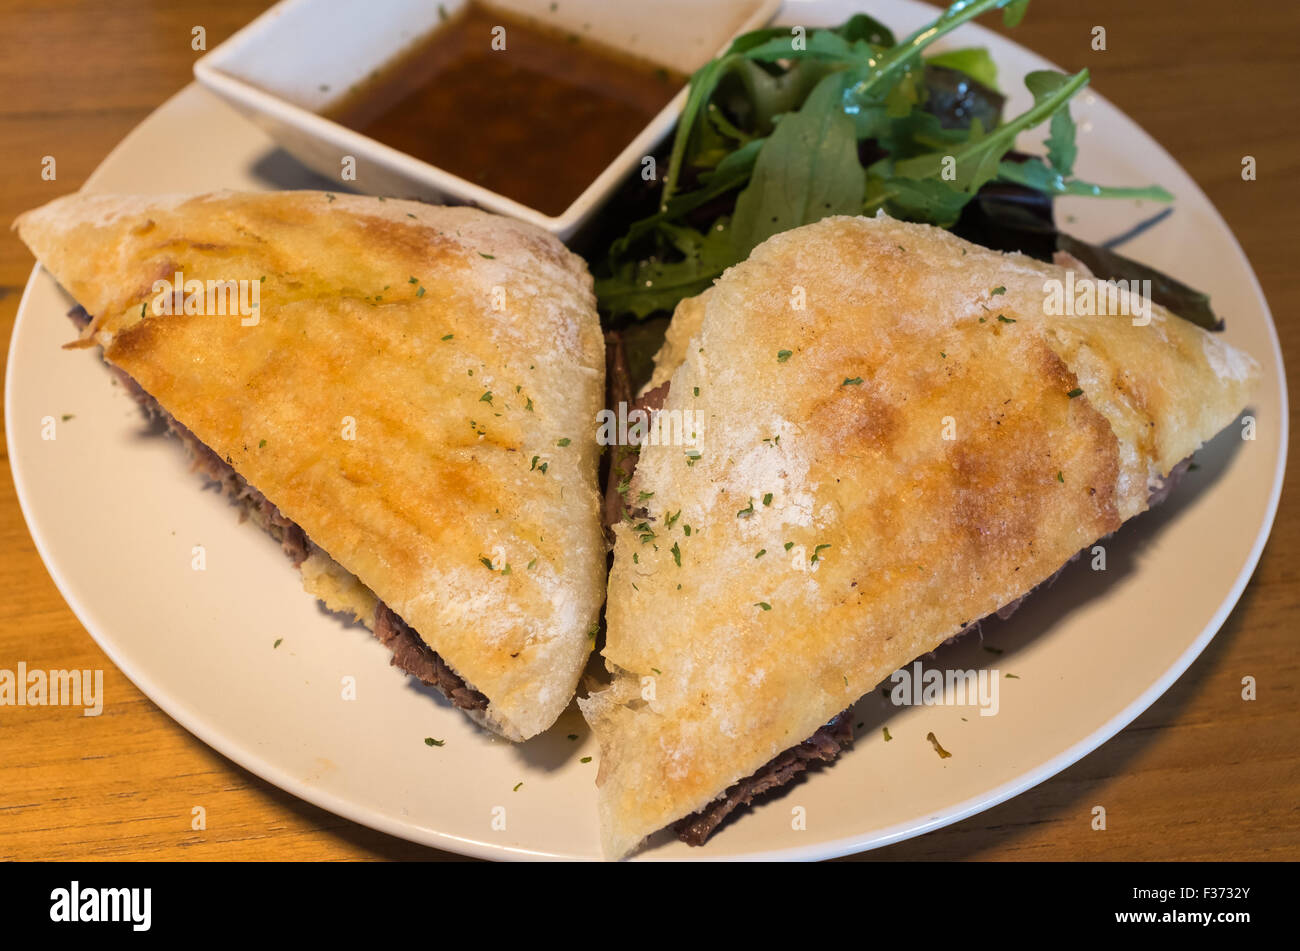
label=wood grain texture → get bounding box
[0,0,1295,861]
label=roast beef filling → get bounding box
[674,710,856,846]
[68,305,487,713]
[373,604,489,712]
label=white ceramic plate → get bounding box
[5,0,1286,860]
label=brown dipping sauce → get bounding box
[324,3,686,216]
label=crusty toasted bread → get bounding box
[16,190,607,741]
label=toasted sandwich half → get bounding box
[15,190,607,741]
[579,213,1259,858]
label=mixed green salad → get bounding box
[593,0,1220,331]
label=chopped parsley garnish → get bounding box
[651,667,661,675]
[527,558,537,570]
[1006,673,1020,679]
[556,437,571,446]
[991,286,1006,296]
[784,541,794,551]
[408,276,418,284]
[479,252,496,259]
[580,756,592,763]
[755,601,772,611]
[777,349,793,363]
[258,439,267,448]
[273,638,282,649]
[424,737,445,747]
[685,448,702,465]
[882,727,892,742]
[416,286,426,297]
[842,377,864,386]
[670,542,682,566]
[1056,470,1064,483]
[682,524,692,536]
[567,734,579,741]
[1067,388,1083,398]
[479,556,494,570]
[693,386,700,397]
[480,391,493,403]
[737,499,755,518]
[755,549,766,559]
[996,314,1016,323]
[762,492,773,506]
[513,782,523,791]
[441,333,454,341]
[983,645,1003,655]
[664,510,681,529]
[811,543,832,563]
[637,490,655,502]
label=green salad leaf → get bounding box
[731,71,865,258]
[926,47,999,88]
[597,0,1182,322]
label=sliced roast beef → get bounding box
[675,710,855,846]
[373,603,489,712]
[602,330,672,529]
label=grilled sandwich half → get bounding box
[580,213,1258,857]
[15,190,607,741]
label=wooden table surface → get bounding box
[0,0,1295,861]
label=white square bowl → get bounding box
[195,0,781,239]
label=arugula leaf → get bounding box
[596,221,736,319]
[881,69,1089,225]
[662,55,746,205]
[1025,71,1077,174]
[834,13,896,47]
[731,72,867,259]
[740,28,858,64]
[926,47,998,89]
[1004,0,1031,27]
[997,156,1174,202]
[607,138,763,269]
[865,175,972,224]
[1045,105,1077,175]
